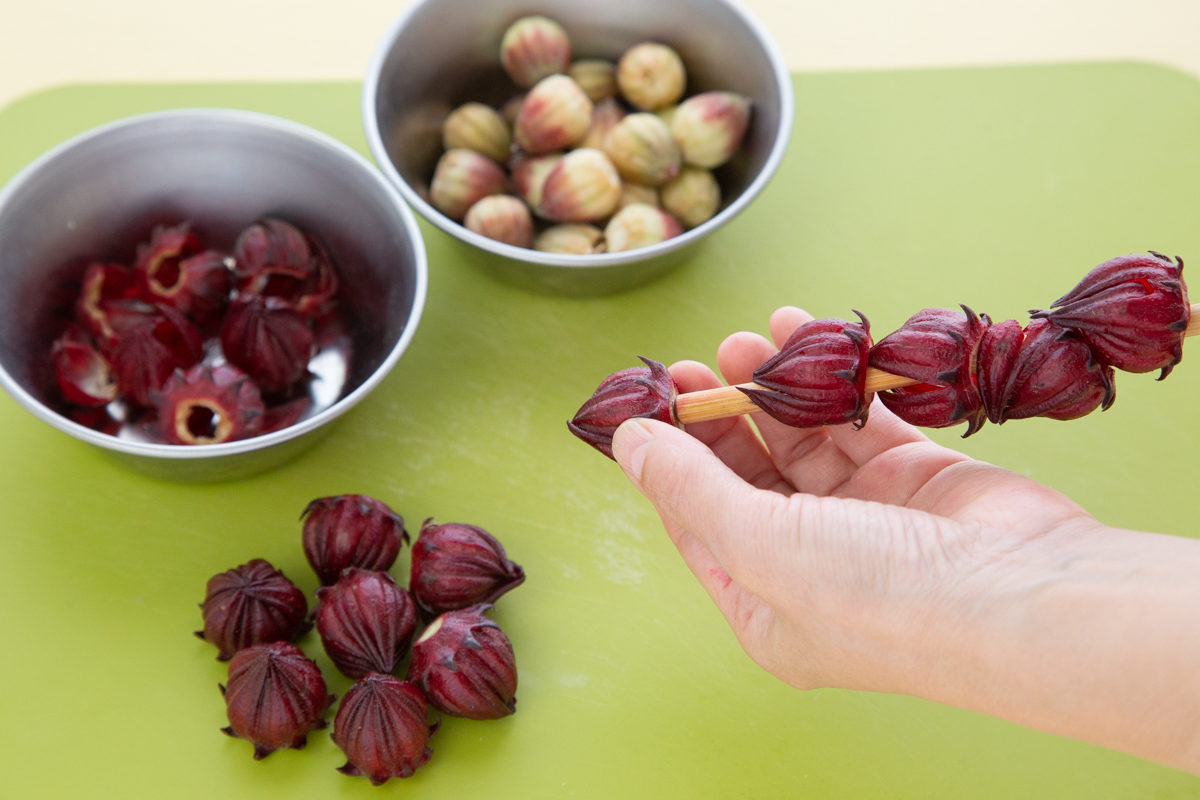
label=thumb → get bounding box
[612,418,781,589]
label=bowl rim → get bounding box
[0,107,429,460]
[361,0,794,268]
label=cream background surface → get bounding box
[1,0,1199,112]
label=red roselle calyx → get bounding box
[740,312,872,429]
[302,495,408,586]
[74,262,142,347]
[220,296,314,394]
[977,319,1115,423]
[868,305,991,437]
[109,304,204,407]
[314,569,418,679]
[197,559,310,660]
[407,604,517,720]
[155,363,265,445]
[220,641,332,760]
[1031,251,1189,379]
[568,356,681,460]
[52,326,117,407]
[410,520,525,618]
[333,674,435,784]
[233,218,339,316]
[134,223,233,331]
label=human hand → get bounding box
[611,306,1200,771]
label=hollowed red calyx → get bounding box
[740,312,873,429]
[220,641,332,760]
[978,318,1115,424]
[133,222,204,303]
[1031,251,1189,379]
[233,219,339,316]
[220,296,314,394]
[568,356,681,460]
[410,520,525,618]
[868,305,991,437]
[302,495,408,586]
[154,363,265,445]
[109,304,203,407]
[74,262,141,347]
[406,603,517,720]
[197,559,310,660]
[51,326,117,407]
[314,569,418,679]
[139,240,232,332]
[333,674,435,785]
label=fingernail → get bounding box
[611,418,654,483]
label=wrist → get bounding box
[917,518,1200,771]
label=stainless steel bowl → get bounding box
[0,110,428,482]
[363,0,793,296]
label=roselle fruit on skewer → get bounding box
[333,674,435,784]
[869,305,992,437]
[302,494,408,586]
[220,641,332,760]
[977,319,1116,424]
[1031,252,1189,379]
[407,604,518,720]
[197,559,309,660]
[410,520,525,618]
[568,356,682,460]
[740,312,873,429]
[314,569,418,679]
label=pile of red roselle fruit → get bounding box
[50,218,345,445]
[425,15,751,254]
[569,251,1191,457]
[196,494,524,785]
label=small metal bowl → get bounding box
[363,0,793,296]
[0,110,427,482]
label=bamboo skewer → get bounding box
[673,304,1200,426]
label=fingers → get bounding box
[612,418,781,591]
[668,360,791,493]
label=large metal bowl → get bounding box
[363,0,793,296]
[0,110,427,482]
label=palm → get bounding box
[658,306,1095,690]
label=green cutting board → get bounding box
[2,64,1199,797]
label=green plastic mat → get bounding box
[1,65,1199,797]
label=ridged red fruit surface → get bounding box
[407,604,517,720]
[314,569,418,679]
[220,641,331,760]
[197,559,309,660]
[302,495,408,586]
[410,520,525,618]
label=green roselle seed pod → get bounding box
[670,91,752,169]
[617,42,686,111]
[464,195,535,248]
[429,149,508,221]
[660,166,720,229]
[603,203,682,253]
[442,102,512,164]
[539,148,622,223]
[604,113,681,186]
[500,16,571,89]
[514,75,593,154]
[568,58,617,102]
